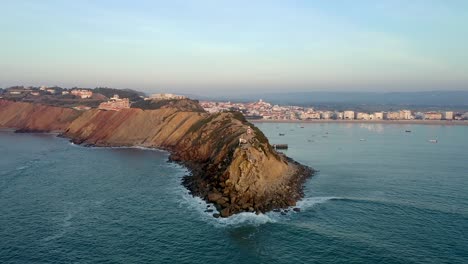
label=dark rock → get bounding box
[207,192,223,203]
[293,208,301,212]
[216,198,228,207]
[213,213,220,218]
[205,209,214,213]
[220,208,231,217]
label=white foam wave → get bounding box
[295,196,340,211]
[178,188,276,228]
[91,145,168,153]
[42,212,74,242]
[68,142,168,153]
[216,212,275,227]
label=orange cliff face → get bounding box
[0,99,313,217]
[0,99,82,132]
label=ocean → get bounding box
[1,123,467,264]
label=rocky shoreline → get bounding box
[180,155,314,217]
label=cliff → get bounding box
[0,99,82,132]
[0,99,313,217]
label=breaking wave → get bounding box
[295,196,342,211]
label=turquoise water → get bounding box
[1,123,467,263]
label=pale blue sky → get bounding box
[1,0,467,94]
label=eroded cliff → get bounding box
[0,99,82,132]
[0,99,313,217]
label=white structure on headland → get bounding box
[98,94,130,111]
[148,93,187,100]
[71,89,93,99]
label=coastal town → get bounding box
[1,86,467,121]
[200,99,468,121]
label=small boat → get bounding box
[428,139,438,143]
[279,133,285,136]
[300,126,305,128]
[405,130,411,133]
[360,138,366,141]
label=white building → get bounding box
[148,93,187,100]
[320,111,333,119]
[336,112,344,119]
[300,112,320,120]
[356,112,370,120]
[399,110,412,120]
[385,112,400,120]
[373,112,384,120]
[424,112,442,120]
[71,89,93,99]
[443,111,454,120]
[344,111,355,120]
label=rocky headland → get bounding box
[0,98,313,217]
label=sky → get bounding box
[1,0,467,94]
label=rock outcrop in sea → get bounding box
[0,99,313,217]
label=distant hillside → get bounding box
[93,88,145,101]
[194,91,468,111]
[131,98,205,112]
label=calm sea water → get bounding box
[1,123,467,264]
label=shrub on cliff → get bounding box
[132,99,205,112]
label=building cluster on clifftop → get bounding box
[98,94,130,111]
[200,100,467,121]
[145,93,187,100]
[0,86,193,112]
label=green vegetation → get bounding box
[225,110,269,144]
[251,125,269,145]
[132,99,205,112]
[93,87,144,101]
[132,99,177,110]
[188,113,219,134]
[227,110,248,123]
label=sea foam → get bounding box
[295,196,341,211]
